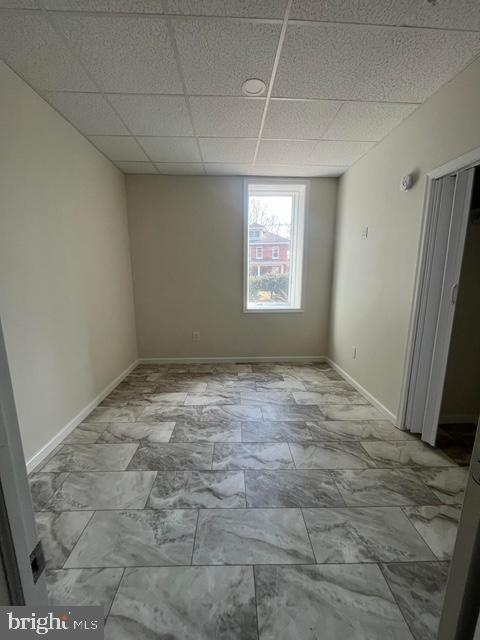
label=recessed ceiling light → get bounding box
[242,78,267,97]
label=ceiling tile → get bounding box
[115,161,158,174]
[165,0,287,18]
[309,140,375,165]
[0,1,38,7]
[41,92,129,135]
[88,135,148,161]
[290,0,480,32]
[44,0,167,10]
[53,14,182,93]
[404,0,480,31]
[107,95,193,136]
[190,97,265,137]
[155,163,205,174]
[172,18,281,95]
[0,13,96,91]
[274,23,480,102]
[254,164,346,177]
[137,137,201,162]
[199,138,256,163]
[204,163,252,175]
[264,99,341,139]
[290,0,412,26]
[324,101,418,142]
[256,139,317,164]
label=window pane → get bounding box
[245,183,305,311]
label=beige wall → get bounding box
[0,63,138,461]
[127,175,337,359]
[329,55,480,420]
[441,215,480,422]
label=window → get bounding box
[244,181,306,311]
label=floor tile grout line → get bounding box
[190,509,201,566]
[35,462,460,474]
[35,503,450,516]
[34,503,448,514]
[41,470,72,511]
[377,562,419,640]
[44,558,449,571]
[399,505,449,561]
[210,442,214,470]
[395,505,444,561]
[142,470,159,509]
[243,470,248,508]
[326,469,347,508]
[286,442,297,469]
[252,565,261,640]
[406,467,466,502]
[60,509,96,570]
[299,508,318,564]
[105,567,125,621]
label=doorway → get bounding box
[437,171,480,466]
[399,155,480,639]
[403,164,479,451]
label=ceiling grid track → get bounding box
[303,102,345,164]
[161,0,207,175]
[3,6,479,34]
[252,0,293,168]
[16,88,422,107]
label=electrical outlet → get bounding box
[352,346,357,359]
[192,331,200,342]
[361,226,369,239]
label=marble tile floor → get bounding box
[29,362,465,639]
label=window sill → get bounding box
[243,307,304,314]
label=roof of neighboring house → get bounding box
[248,224,289,244]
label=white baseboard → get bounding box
[439,413,478,425]
[26,359,139,473]
[327,358,397,425]
[139,355,327,364]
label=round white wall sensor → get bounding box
[242,78,267,96]
[400,174,414,191]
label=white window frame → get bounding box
[272,246,280,259]
[243,179,307,313]
[255,246,263,259]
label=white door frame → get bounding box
[0,318,47,605]
[404,175,456,435]
[421,169,474,443]
[398,146,480,438]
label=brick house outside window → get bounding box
[248,223,290,277]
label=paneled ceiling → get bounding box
[1,0,480,176]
